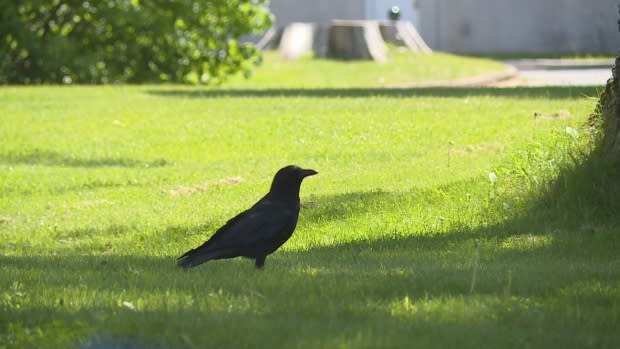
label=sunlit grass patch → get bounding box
[500,234,553,250]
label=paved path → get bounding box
[517,68,611,86]
[504,59,613,86]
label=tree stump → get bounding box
[278,22,317,60]
[257,20,436,62]
[379,21,432,54]
[327,20,387,62]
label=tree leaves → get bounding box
[0,0,273,84]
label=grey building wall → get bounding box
[269,0,619,54]
[270,0,365,26]
[417,0,619,54]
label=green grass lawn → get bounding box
[223,49,509,88]
[1,70,619,347]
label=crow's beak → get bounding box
[301,169,318,177]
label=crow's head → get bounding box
[270,165,317,199]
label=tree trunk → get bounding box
[593,57,620,158]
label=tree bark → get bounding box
[593,57,620,158]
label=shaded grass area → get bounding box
[0,149,169,168]
[1,84,618,348]
[147,85,602,99]
[2,226,618,349]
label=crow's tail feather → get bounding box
[177,247,215,268]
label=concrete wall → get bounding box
[417,0,619,54]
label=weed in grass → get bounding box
[469,241,481,294]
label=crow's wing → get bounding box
[207,198,297,249]
[177,197,298,267]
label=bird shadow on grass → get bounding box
[0,149,169,168]
[146,85,603,100]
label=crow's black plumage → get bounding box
[177,165,317,269]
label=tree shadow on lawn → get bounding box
[2,241,617,347]
[5,291,601,349]
[4,193,619,346]
[146,85,603,100]
[0,149,169,168]
[2,223,618,347]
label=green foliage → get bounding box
[0,0,272,84]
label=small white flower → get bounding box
[488,172,498,184]
[122,301,136,310]
[565,126,579,139]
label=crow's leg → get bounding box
[255,255,266,269]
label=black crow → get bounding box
[177,165,317,269]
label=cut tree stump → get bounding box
[279,22,317,60]
[327,20,387,62]
[380,21,432,54]
[257,20,432,62]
